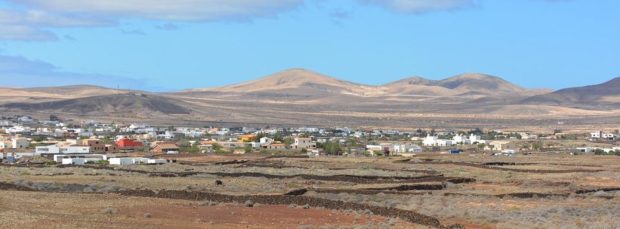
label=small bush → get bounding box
[102,207,117,215]
[244,200,254,208]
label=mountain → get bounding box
[523,77,620,107]
[0,85,129,105]
[382,73,545,97]
[2,93,191,115]
[1,70,617,129]
[188,68,378,96]
[436,73,527,95]
[22,85,126,97]
[185,70,544,99]
[175,68,381,100]
[382,76,456,96]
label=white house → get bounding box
[62,146,90,154]
[487,141,514,151]
[423,135,438,146]
[109,157,165,165]
[575,147,595,153]
[519,133,538,140]
[109,157,144,165]
[293,137,315,149]
[423,135,454,147]
[591,131,616,141]
[366,145,384,152]
[250,142,262,149]
[11,137,30,149]
[0,141,9,149]
[62,158,93,165]
[36,145,61,154]
[453,135,468,144]
[260,137,274,145]
[469,134,483,144]
[54,154,107,163]
[393,143,422,154]
[147,159,168,164]
[62,156,107,165]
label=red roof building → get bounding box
[116,138,144,150]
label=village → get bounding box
[2,115,619,166]
[2,114,620,228]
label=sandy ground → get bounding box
[0,191,420,229]
[2,154,620,228]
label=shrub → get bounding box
[96,160,109,165]
[244,200,254,208]
[594,149,607,155]
[102,207,117,215]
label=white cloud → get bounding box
[0,9,113,27]
[0,24,56,41]
[359,0,477,13]
[0,0,304,40]
[11,0,304,21]
[0,55,149,89]
[0,8,115,41]
[0,0,573,41]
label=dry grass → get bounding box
[1,153,620,228]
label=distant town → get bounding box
[2,114,619,166]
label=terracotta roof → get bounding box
[156,143,179,149]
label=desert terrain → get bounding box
[1,153,619,229]
[2,69,620,130]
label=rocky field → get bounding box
[1,154,620,228]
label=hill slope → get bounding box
[382,73,544,97]
[381,76,456,96]
[437,73,527,95]
[191,68,370,94]
[523,77,620,107]
[2,93,191,115]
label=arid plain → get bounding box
[1,154,619,229]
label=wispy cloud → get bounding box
[10,0,304,21]
[359,0,477,14]
[0,24,56,41]
[155,23,178,31]
[0,8,114,40]
[0,0,304,41]
[0,0,576,41]
[121,28,146,36]
[0,55,149,89]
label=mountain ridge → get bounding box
[1,70,619,128]
[523,77,620,107]
[183,69,545,97]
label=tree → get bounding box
[283,137,294,147]
[273,133,283,142]
[594,149,606,155]
[322,141,342,155]
[31,136,47,142]
[256,133,266,141]
[101,136,113,144]
[532,141,543,151]
[244,144,253,154]
[469,128,483,136]
[212,143,223,151]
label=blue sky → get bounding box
[0,0,618,91]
